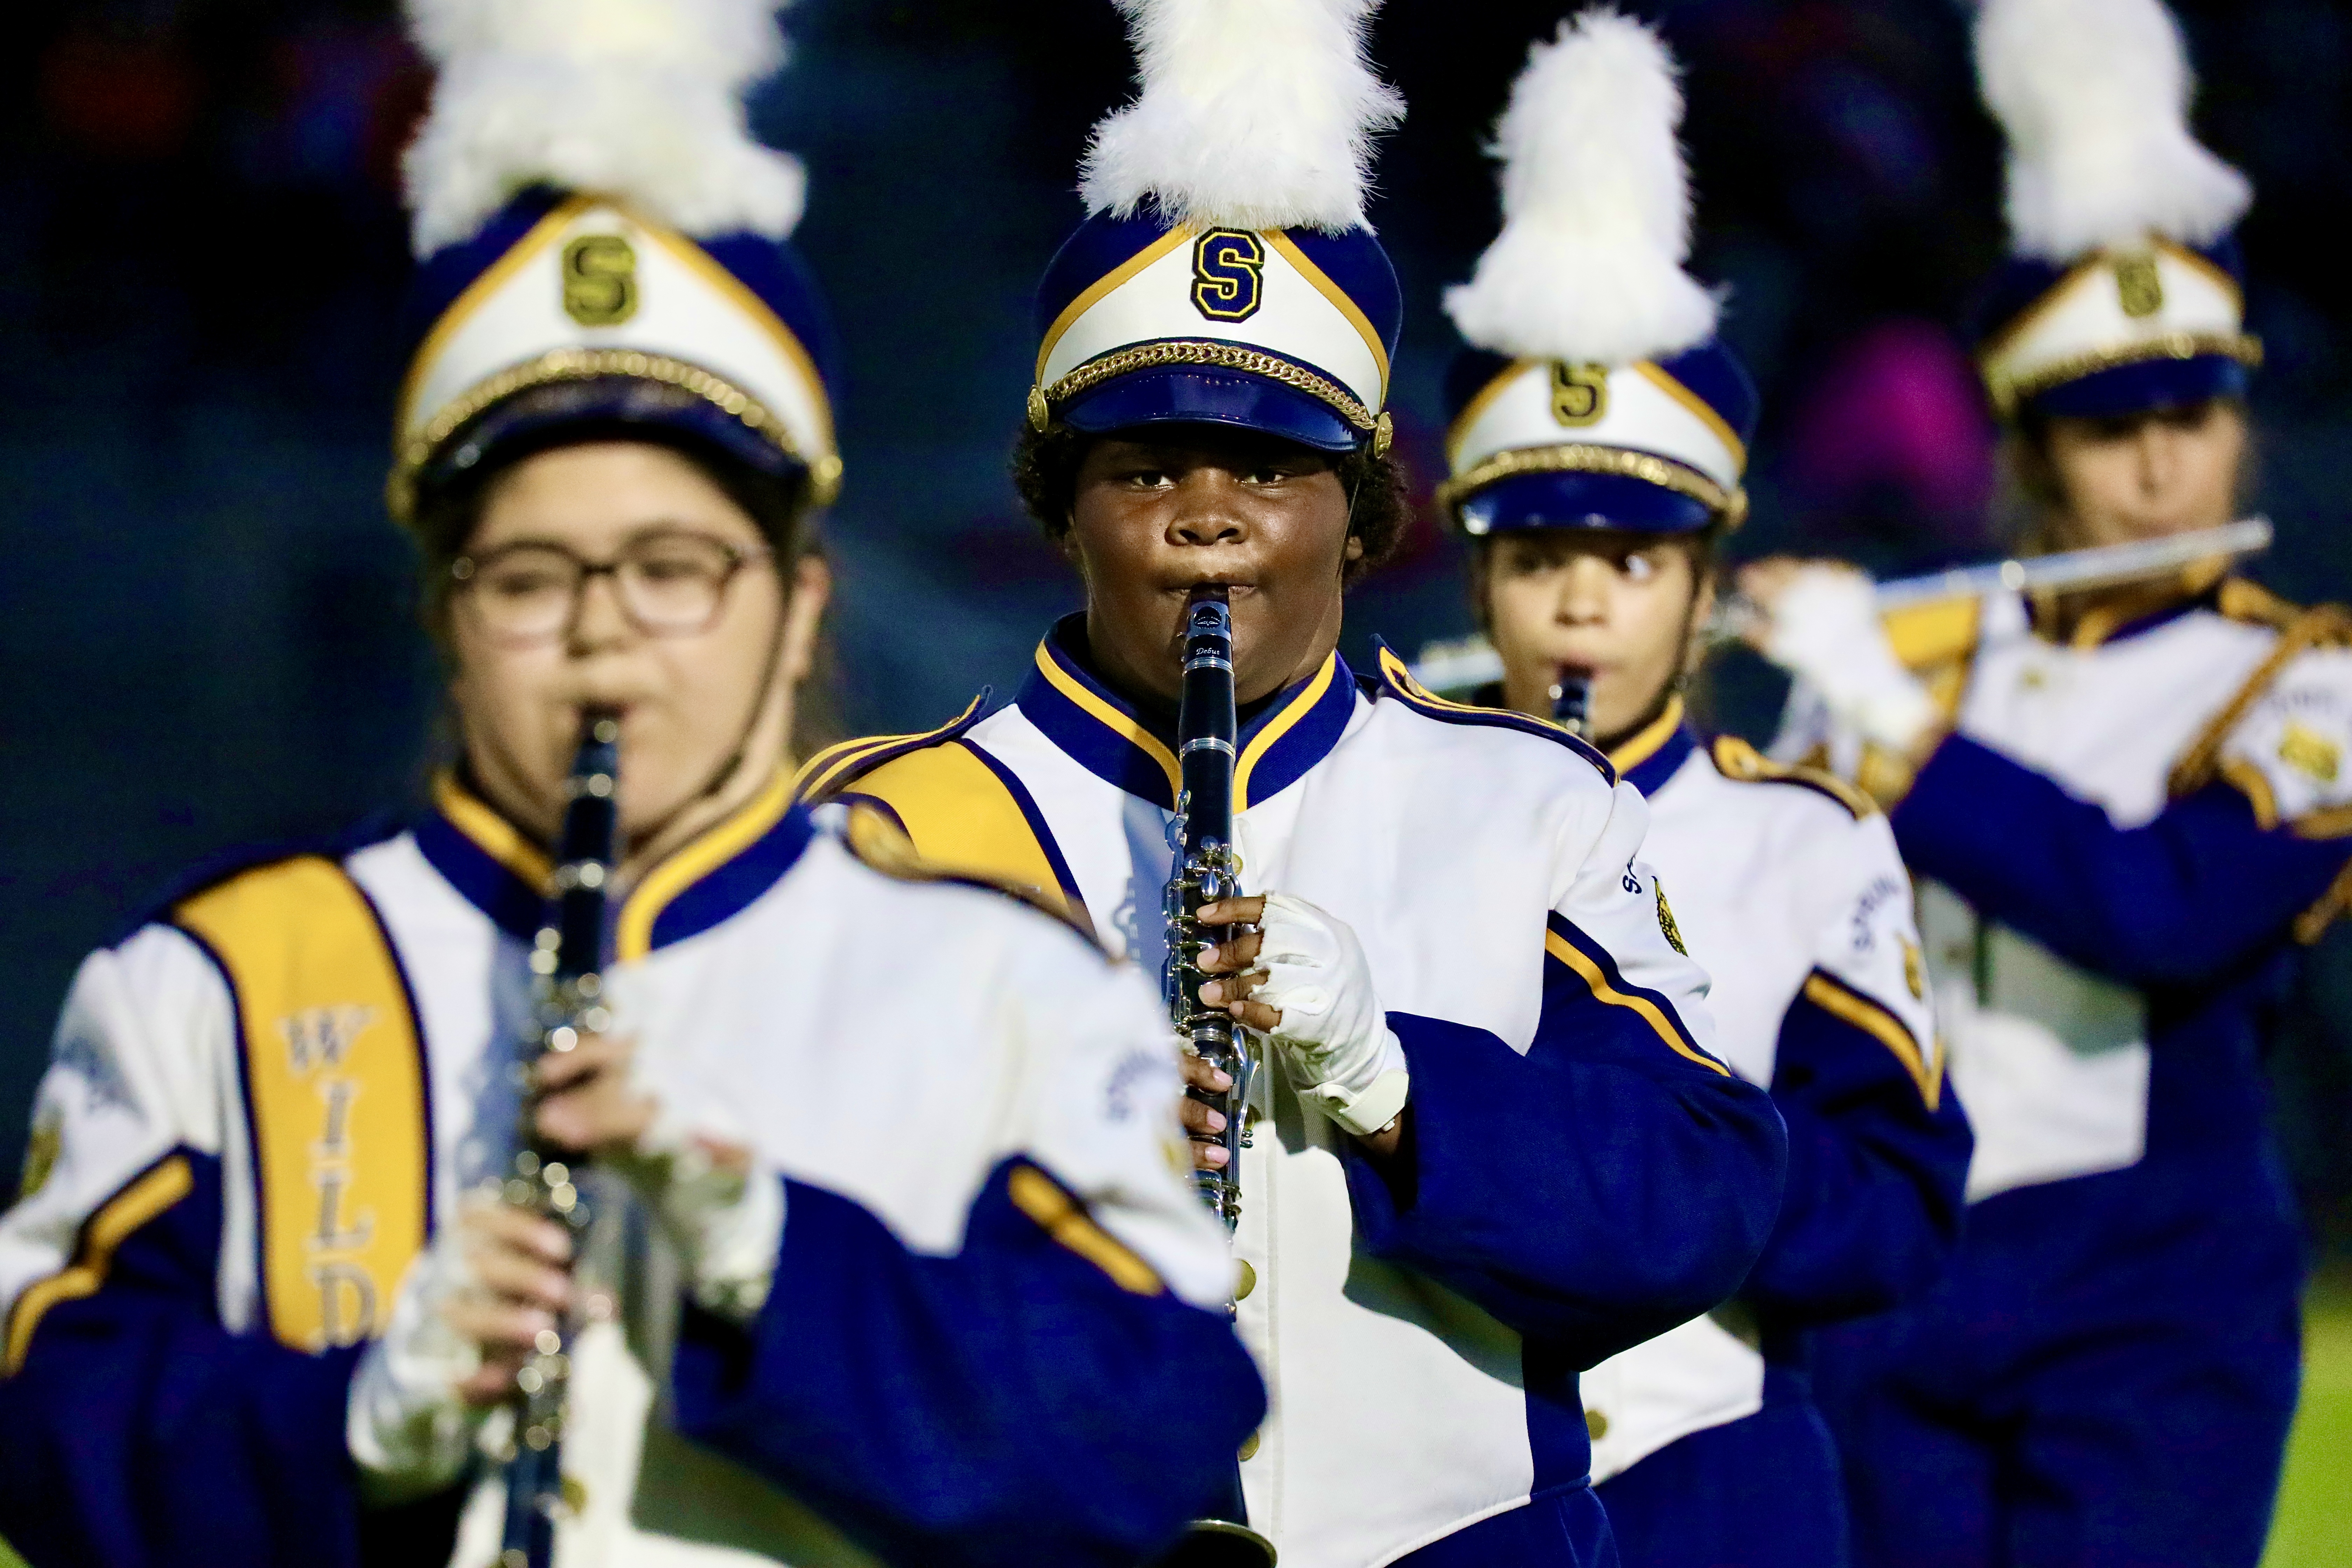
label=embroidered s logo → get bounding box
[1191,230,1266,322]
[1653,879,1688,955]
[2112,252,2163,320]
[2278,722,2341,785]
[563,233,639,326]
[1552,362,1609,425]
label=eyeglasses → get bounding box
[451,531,772,646]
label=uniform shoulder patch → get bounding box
[2217,576,2309,634]
[792,692,991,803]
[1371,646,1616,785]
[841,805,1105,953]
[1709,734,1878,820]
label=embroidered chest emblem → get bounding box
[1902,937,1927,1002]
[2278,722,2341,785]
[1653,878,1688,955]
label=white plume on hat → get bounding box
[1976,0,2249,262]
[402,0,806,256]
[1080,0,1405,234]
[1443,9,1716,368]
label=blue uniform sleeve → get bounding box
[671,1159,1266,1568]
[1893,733,2352,986]
[1745,979,1973,1322]
[0,1150,460,1568]
[1341,782,1789,1371]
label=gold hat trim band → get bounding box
[1437,443,1748,530]
[387,347,842,524]
[1984,331,2264,418]
[1032,338,1391,456]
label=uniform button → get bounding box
[1239,1431,1261,1462]
[1585,1409,1609,1441]
[1234,1260,1258,1301]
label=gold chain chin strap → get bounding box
[1435,442,1748,530]
[1030,341,1393,458]
[387,348,840,523]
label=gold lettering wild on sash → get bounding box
[1653,879,1687,955]
[2112,253,2164,320]
[2279,722,2342,785]
[564,233,639,327]
[1551,362,1609,426]
[280,1005,382,1343]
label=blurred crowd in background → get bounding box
[4,0,2350,1241]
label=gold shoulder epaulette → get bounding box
[2170,599,2352,799]
[841,805,1103,952]
[1710,735,1879,820]
[791,692,989,803]
[2216,576,2306,633]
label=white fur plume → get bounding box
[1976,0,2249,261]
[1443,10,1716,367]
[1080,0,1404,233]
[402,0,805,255]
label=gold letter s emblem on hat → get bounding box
[563,234,639,327]
[1191,230,1266,322]
[2112,252,2163,320]
[1552,363,1609,426]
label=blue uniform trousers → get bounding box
[1391,1480,1619,1567]
[1595,1371,1850,1568]
[1811,1173,2302,1568]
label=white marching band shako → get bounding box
[1979,238,2261,415]
[1034,226,1391,428]
[393,196,838,512]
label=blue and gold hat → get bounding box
[1436,12,1754,537]
[389,0,841,523]
[1027,0,1405,456]
[1968,0,2260,422]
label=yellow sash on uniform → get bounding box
[174,856,429,1352]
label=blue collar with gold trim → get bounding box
[1018,614,1359,812]
[414,769,813,956]
[1608,698,1697,798]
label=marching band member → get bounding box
[798,3,1788,1563]
[1437,16,1974,1567]
[0,4,1262,1565]
[1745,1,2352,1562]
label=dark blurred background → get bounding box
[4,0,2348,1250]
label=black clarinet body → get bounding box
[499,711,620,1568]
[1158,588,1277,1567]
[1550,669,1592,737]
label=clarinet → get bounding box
[499,710,621,1568]
[1159,588,1278,1567]
[1550,668,1592,736]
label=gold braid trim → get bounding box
[1436,443,1748,528]
[1984,331,2264,416]
[2166,603,2352,800]
[387,348,840,523]
[1036,340,1385,444]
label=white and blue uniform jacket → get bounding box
[800,618,1789,1568]
[1779,579,2352,1303]
[1575,711,1971,1483]
[0,775,1262,1568]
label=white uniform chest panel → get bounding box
[1961,605,2275,824]
[1638,758,1843,1086]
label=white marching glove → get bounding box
[1760,566,1938,753]
[347,1208,490,1503]
[1251,894,1410,1137]
[607,1074,785,1324]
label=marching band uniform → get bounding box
[800,6,1788,1565]
[0,5,1261,1565]
[1436,18,1972,1566]
[1760,2,2352,1562]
